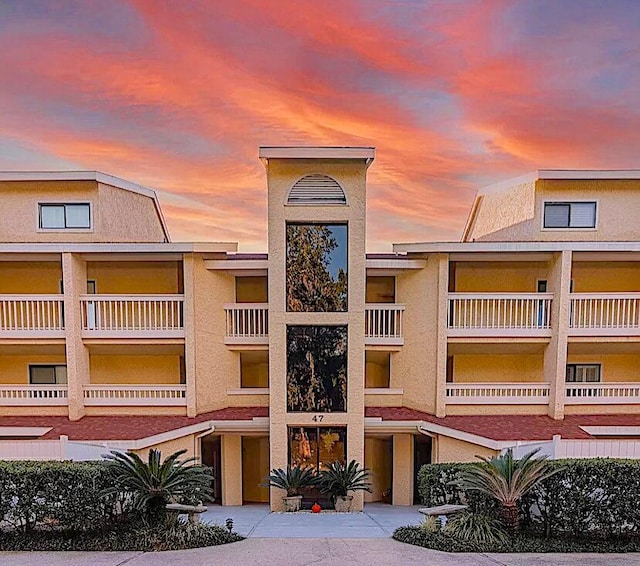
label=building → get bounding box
[0,151,639,511]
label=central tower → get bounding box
[260,146,375,511]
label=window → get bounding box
[289,426,346,470]
[543,202,596,229]
[566,364,601,383]
[39,203,91,229]
[29,365,67,385]
[287,325,347,412]
[286,223,347,312]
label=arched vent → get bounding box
[287,174,346,205]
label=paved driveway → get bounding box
[201,503,424,537]
[2,539,639,566]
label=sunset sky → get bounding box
[1,1,639,251]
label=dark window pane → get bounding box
[289,427,346,470]
[287,325,347,412]
[29,366,57,384]
[286,224,347,312]
[544,203,570,228]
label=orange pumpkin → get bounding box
[311,503,321,513]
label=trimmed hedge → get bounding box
[393,526,640,553]
[0,522,243,551]
[417,459,640,538]
[0,460,129,532]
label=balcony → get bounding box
[365,304,405,346]
[0,385,68,405]
[447,293,553,338]
[445,383,550,404]
[565,382,640,404]
[0,295,65,338]
[569,294,640,336]
[83,385,187,406]
[80,295,184,339]
[224,303,269,345]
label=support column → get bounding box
[545,250,572,420]
[392,433,414,506]
[435,254,449,417]
[62,253,89,421]
[182,253,197,418]
[221,434,243,506]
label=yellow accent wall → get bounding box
[365,351,390,388]
[452,354,544,383]
[0,261,62,294]
[87,261,180,294]
[364,437,392,502]
[240,351,269,388]
[572,262,640,292]
[242,436,270,503]
[454,262,549,292]
[89,355,181,384]
[0,354,66,384]
[435,436,497,463]
[566,353,640,382]
[366,276,395,303]
[236,277,268,303]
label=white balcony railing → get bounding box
[445,383,550,404]
[83,385,187,406]
[224,303,268,344]
[0,385,68,405]
[80,295,184,338]
[565,382,640,404]
[365,304,405,345]
[447,293,553,337]
[0,295,65,337]
[569,293,640,336]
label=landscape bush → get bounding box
[417,458,640,539]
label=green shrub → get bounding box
[417,458,640,539]
[0,460,129,532]
[0,521,243,551]
[444,512,507,545]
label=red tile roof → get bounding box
[2,406,639,442]
[0,407,268,441]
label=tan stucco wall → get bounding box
[452,354,544,383]
[89,354,182,384]
[392,433,413,505]
[86,262,180,294]
[0,261,62,293]
[454,261,549,292]
[364,437,392,502]
[435,436,497,463]
[572,262,640,292]
[470,179,640,242]
[0,180,166,243]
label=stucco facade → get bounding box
[1,160,640,508]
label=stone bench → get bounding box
[166,503,208,524]
[418,504,468,523]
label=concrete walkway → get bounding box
[2,539,639,566]
[201,502,423,537]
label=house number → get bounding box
[312,415,324,422]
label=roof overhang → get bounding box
[0,427,53,438]
[259,146,375,167]
[393,241,640,255]
[0,242,238,256]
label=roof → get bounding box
[259,146,375,161]
[392,241,640,254]
[0,170,171,241]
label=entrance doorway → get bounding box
[413,435,432,504]
[242,436,270,503]
[364,437,393,503]
[201,436,222,503]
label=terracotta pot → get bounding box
[334,495,353,512]
[282,495,303,512]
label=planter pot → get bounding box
[282,495,303,512]
[334,495,353,513]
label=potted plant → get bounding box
[319,460,372,512]
[263,464,317,512]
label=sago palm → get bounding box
[452,448,560,532]
[102,449,213,523]
[319,460,372,500]
[262,464,318,496]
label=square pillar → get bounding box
[435,253,449,417]
[221,434,243,506]
[392,433,414,506]
[544,250,572,420]
[182,253,197,417]
[62,253,89,421]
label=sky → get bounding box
[0,0,639,251]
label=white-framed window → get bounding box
[566,364,601,383]
[29,365,67,385]
[39,203,91,229]
[543,201,597,229]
